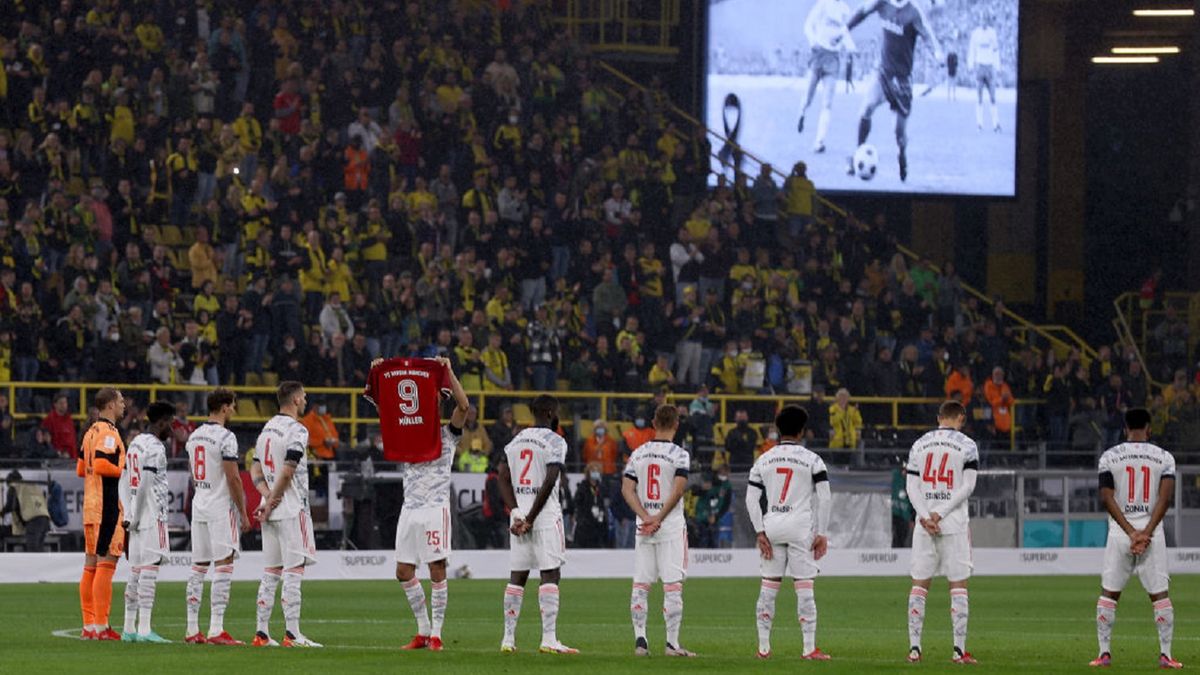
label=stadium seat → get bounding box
[236,399,259,419]
[556,379,570,391]
[262,372,279,387]
[259,399,279,416]
[512,403,534,426]
[577,419,595,440]
[243,372,261,387]
[160,224,183,246]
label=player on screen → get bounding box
[251,382,322,648]
[1090,409,1181,669]
[797,0,857,153]
[375,356,469,652]
[184,389,250,645]
[903,400,977,664]
[497,394,579,655]
[967,11,1002,132]
[78,387,127,641]
[745,405,831,661]
[622,405,695,657]
[845,0,944,182]
[118,401,174,643]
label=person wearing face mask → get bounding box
[301,400,340,462]
[582,420,619,477]
[710,339,742,394]
[756,426,781,460]
[722,409,760,471]
[622,414,656,459]
[572,463,610,549]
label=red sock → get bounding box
[93,561,117,628]
[80,566,96,628]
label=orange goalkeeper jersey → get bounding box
[77,419,125,526]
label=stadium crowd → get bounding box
[0,0,1186,492]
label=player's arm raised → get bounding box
[438,356,470,428]
[847,0,883,31]
[225,444,251,533]
[812,464,832,560]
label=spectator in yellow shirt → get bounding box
[485,285,512,326]
[648,354,675,390]
[187,225,218,290]
[829,388,863,449]
[480,332,512,391]
[135,13,164,54]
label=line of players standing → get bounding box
[76,358,1182,667]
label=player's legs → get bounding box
[535,523,576,654]
[814,70,837,151]
[428,560,448,644]
[90,518,121,635]
[976,77,985,128]
[798,68,824,132]
[948,580,971,661]
[987,78,999,130]
[137,558,164,639]
[941,533,974,662]
[280,514,319,646]
[208,553,236,640]
[857,74,887,144]
[659,534,691,656]
[81,542,98,636]
[1138,532,1176,664]
[502,570,529,651]
[122,564,141,638]
[895,112,910,182]
[188,520,212,639]
[632,539,659,652]
[537,567,568,650]
[396,562,432,640]
[255,520,284,644]
[134,523,169,641]
[1095,532,1134,662]
[756,542,787,657]
[789,540,823,658]
[396,510,433,644]
[907,527,936,660]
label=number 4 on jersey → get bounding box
[922,453,954,489]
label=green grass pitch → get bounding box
[5,576,1195,673]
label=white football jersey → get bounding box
[806,0,853,51]
[623,440,691,540]
[402,425,462,509]
[255,414,310,521]
[969,26,1001,68]
[1098,442,1176,535]
[186,422,241,522]
[747,442,828,542]
[125,432,170,528]
[905,427,979,534]
[505,427,568,531]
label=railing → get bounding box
[1113,290,1198,378]
[5,381,1045,453]
[555,0,680,56]
[589,60,1097,364]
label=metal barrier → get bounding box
[555,0,680,56]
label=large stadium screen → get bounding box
[705,0,1019,197]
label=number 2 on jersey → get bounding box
[1124,465,1151,503]
[922,453,954,489]
[518,448,533,485]
[775,467,794,503]
[647,464,661,500]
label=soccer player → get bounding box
[745,405,831,660]
[622,405,694,657]
[1091,409,1181,669]
[184,389,250,645]
[78,387,127,641]
[967,12,1001,132]
[252,382,322,648]
[497,394,578,655]
[386,356,469,652]
[845,0,944,182]
[119,402,175,643]
[903,400,977,664]
[797,0,856,153]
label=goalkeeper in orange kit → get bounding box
[78,387,128,640]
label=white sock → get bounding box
[755,579,780,654]
[186,565,207,636]
[256,571,281,635]
[1153,598,1174,658]
[815,109,831,146]
[538,583,560,646]
[430,581,448,639]
[282,569,304,636]
[208,565,233,636]
[123,568,140,634]
[137,566,159,635]
[975,103,983,127]
[502,584,524,646]
[950,588,969,654]
[1096,596,1116,655]
[796,579,817,654]
[663,582,684,647]
[630,582,650,641]
[991,104,999,129]
[403,578,431,636]
[908,586,927,650]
